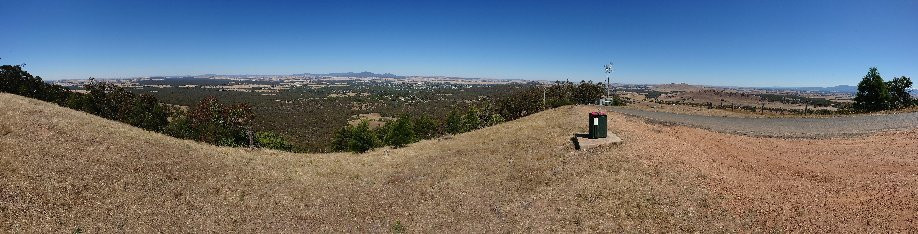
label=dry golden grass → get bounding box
[3,93,917,232]
[0,93,741,232]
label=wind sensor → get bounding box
[604,62,614,98]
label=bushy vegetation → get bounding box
[1,65,171,131]
[255,131,294,151]
[332,81,605,153]
[0,64,292,150]
[73,82,171,131]
[854,67,913,112]
[495,81,607,120]
[0,64,71,104]
[4,64,607,153]
[331,121,381,153]
[164,97,256,146]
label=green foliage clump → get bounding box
[78,82,170,131]
[854,67,892,111]
[462,107,482,131]
[495,81,606,120]
[382,115,416,148]
[332,121,380,153]
[411,114,439,139]
[390,220,406,233]
[887,76,913,109]
[445,110,464,134]
[0,64,70,104]
[1,65,170,132]
[854,67,913,112]
[255,131,294,151]
[165,97,255,146]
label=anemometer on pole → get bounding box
[604,62,614,100]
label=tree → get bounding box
[462,107,481,131]
[411,114,438,139]
[445,110,463,134]
[886,76,913,109]
[574,81,605,104]
[383,115,416,148]
[1,64,70,104]
[332,121,380,153]
[125,94,169,131]
[854,67,891,111]
[184,97,255,146]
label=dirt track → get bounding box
[610,107,918,137]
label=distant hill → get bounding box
[297,71,403,78]
[761,85,858,93]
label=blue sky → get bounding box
[2,0,916,86]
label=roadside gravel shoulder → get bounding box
[609,107,918,138]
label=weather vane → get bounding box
[604,62,614,98]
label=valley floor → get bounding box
[1,93,916,232]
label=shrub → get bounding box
[445,110,463,134]
[462,107,482,131]
[79,82,170,131]
[411,114,438,139]
[382,115,416,148]
[185,97,255,146]
[332,121,380,153]
[255,131,294,151]
[164,113,194,139]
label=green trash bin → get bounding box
[588,112,608,139]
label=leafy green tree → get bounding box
[332,121,380,153]
[125,94,169,131]
[854,67,891,111]
[411,114,438,139]
[574,81,605,104]
[1,64,70,104]
[185,97,255,146]
[462,107,481,131]
[383,115,416,148]
[886,76,913,109]
[445,110,463,134]
[255,131,294,151]
[164,113,194,139]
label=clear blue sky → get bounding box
[3,0,916,86]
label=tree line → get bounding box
[0,64,293,150]
[3,64,610,153]
[331,81,610,153]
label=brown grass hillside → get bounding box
[3,93,918,232]
[0,93,742,232]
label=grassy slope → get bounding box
[0,93,741,232]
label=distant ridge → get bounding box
[295,71,403,78]
[759,85,857,93]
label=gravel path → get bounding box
[609,107,918,137]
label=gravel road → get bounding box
[609,107,918,137]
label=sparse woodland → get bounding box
[2,64,607,153]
